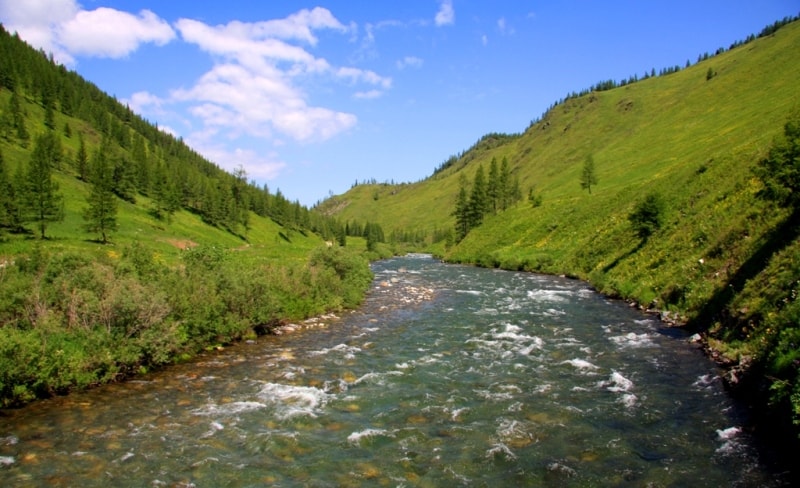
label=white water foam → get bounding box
[609,332,658,349]
[0,455,14,466]
[597,371,637,408]
[692,373,719,390]
[619,393,638,408]
[560,358,600,372]
[715,426,743,454]
[457,290,483,296]
[352,371,403,386]
[485,442,517,460]
[347,428,394,446]
[598,371,634,392]
[256,383,331,419]
[450,407,469,421]
[0,435,18,446]
[309,343,362,359]
[192,401,267,417]
[527,289,572,303]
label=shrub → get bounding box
[629,192,665,240]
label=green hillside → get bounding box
[0,25,374,406]
[320,20,800,438]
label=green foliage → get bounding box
[0,243,372,406]
[580,154,598,194]
[22,131,64,238]
[628,192,665,240]
[83,143,118,243]
[453,174,470,241]
[754,112,800,208]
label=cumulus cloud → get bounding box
[435,0,455,26]
[0,0,175,64]
[173,10,388,143]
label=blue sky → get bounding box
[1,1,797,205]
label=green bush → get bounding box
[0,243,374,406]
[628,192,666,240]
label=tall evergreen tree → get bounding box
[150,160,180,222]
[22,131,64,238]
[112,154,137,203]
[74,133,88,180]
[499,157,511,210]
[0,149,16,231]
[453,174,471,241]
[83,144,118,243]
[468,164,489,229]
[580,155,598,194]
[487,157,500,213]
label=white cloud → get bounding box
[435,0,455,26]
[173,10,388,143]
[396,56,423,70]
[187,137,288,181]
[0,0,175,64]
[482,34,488,46]
[59,8,174,58]
[126,91,165,114]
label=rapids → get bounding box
[0,254,789,486]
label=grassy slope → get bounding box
[323,22,800,435]
[326,22,800,307]
[0,103,324,264]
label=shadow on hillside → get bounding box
[687,210,800,332]
[602,239,646,273]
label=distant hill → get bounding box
[319,18,800,442]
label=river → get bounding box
[0,254,790,486]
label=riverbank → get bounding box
[0,244,373,408]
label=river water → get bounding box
[0,254,789,486]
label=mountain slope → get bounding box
[320,19,800,439]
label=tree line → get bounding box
[453,156,522,241]
[526,13,800,131]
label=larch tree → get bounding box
[23,131,64,238]
[83,143,118,243]
[580,154,598,194]
[468,164,490,229]
[453,174,470,241]
[487,157,499,214]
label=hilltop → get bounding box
[319,18,800,441]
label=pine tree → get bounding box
[83,143,118,243]
[0,148,16,231]
[8,91,29,145]
[22,131,64,238]
[487,157,499,213]
[468,164,489,228]
[453,174,470,241]
[151,160,180,222]
[580,155,598,194]
[499,157,511,210]
[112,154,137,203]
[74,133,88,180]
